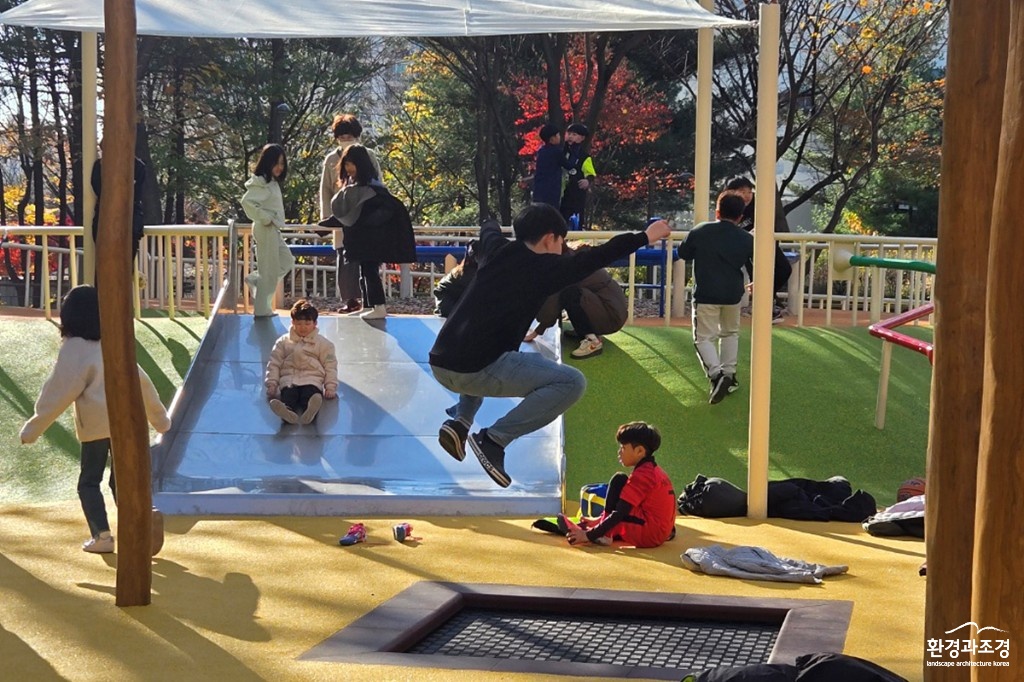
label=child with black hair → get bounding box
[241,143,296,318]
[559,421,677,549]
[20,285,171,554]
[265,299,339,425]
[560,123,597,227]
[531,123,571,208]
[433,240,479,318]
[429,204,671,488]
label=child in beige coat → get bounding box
[265,300,339,424]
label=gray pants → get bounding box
[692,301,741,379]
[431,351,586,447]
[336,250,361,302]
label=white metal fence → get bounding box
[0,224,936,326]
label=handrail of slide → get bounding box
[867,302,934,429]
[867,303,935,364]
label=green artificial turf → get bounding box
[2,312,931,510]
[563,324,933,509]
[0,312,208,504]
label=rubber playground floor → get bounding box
[0,308,932,680]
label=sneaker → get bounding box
[724,375,740,394]
[556,513,581,536]
[83,531,114,553]
[438,419,469,462]
[469,430,511,488]
[300,394,323,425]
[570,334,603,359]
[269,399,299,424]
[338,523,366,546]
[708,373,721,401]
[337,299,362,314]
[360,305,387,320]
[772,307,786,325]
[709,374,731,405]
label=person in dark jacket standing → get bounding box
[678,192,753,405]
[430,204,671,488]
[531,124,571,208]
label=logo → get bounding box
[926,622,1011,668]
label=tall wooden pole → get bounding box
[98,0,151,606]
[924,1,1008,677]
[971,2,1024,676]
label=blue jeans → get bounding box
[431,351,586,447]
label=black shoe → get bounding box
[707,373,721,401]
[469,429,511,488]
[724,374,739,394]
[438,419,469,462]
[709,374,730,404]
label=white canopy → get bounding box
[0,0,752,38]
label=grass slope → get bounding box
[2,314,931,509]
[563,325,932,508]
[0,313,208,504]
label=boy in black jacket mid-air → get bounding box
[429,203,671,487]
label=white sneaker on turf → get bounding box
[83,532,114,553]
[571,335,603,359]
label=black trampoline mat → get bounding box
[301,582,853,680]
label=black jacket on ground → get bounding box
[429,220,648,373]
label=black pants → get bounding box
[772,244,793,303]
[281,385,322,414]
[335,249,361,302]
[358,261,386,307]
[79,438,114,537]
[559,284,594,337]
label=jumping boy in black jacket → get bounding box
[429,203,671,487]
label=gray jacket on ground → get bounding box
[681,544,848,584]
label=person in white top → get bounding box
[241,143,296,317]
[319,114,382,313]
[20,285,171,553]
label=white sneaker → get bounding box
[83,532,115,553]
[571,335,603,359]
[269,399,299,424]
[360,305,387,320]
[300,394,323,425]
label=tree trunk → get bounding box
[29,42,46,306]
[924,2,1008,677]
[63,33,84,230]
[100,0,152,607]
[970,2,1024,676]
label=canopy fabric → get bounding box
[0,0,754,38]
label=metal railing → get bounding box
[1,224,936,327]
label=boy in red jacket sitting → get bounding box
[560,421,677,548]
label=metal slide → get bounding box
[152,310,564,516]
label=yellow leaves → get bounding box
[860,27,875,40]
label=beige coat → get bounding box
[21,337,171,444]
[320,142,382,249]
[265,328,339,393]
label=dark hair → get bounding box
[290,299,319,323]
[717,192,747,221]
[616,421,661,456]
[60,285,101,340]
[724,176,754,191]
[253,143,287,183]
[332,113,364,139]
[539,123,560,143]
[338,144,379,185]
[566,123,589,137]
[450,239,479,279]
[512,203,567,244]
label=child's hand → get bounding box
[524,329,539,343]
[266,384,278,398]
[324,388,337,400]
[566,527,590,546]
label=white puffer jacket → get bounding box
[241,175,285,229]
[265,328,339,393]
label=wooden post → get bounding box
[98,0,151,607]
[971,2,1024,676]
[924,1,1008,677]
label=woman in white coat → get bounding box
[241,144,296,317]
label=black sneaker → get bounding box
[709,374,730,404]
[469,430,511,488]
[771,307,786,325]
[724,374,740,394]
[707,373,721,401]
[438,419,469,462]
